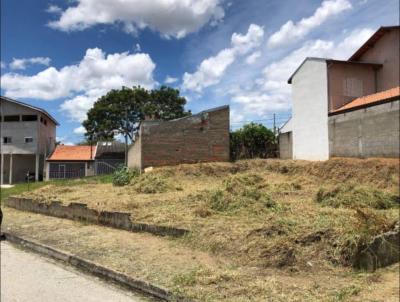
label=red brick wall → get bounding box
[138,106,229,168]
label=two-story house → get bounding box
[279,26,399,160]
[0,96,58,184]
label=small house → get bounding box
[46,145,96,179]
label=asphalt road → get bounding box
[0,241,157,302]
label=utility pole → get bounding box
[273,113,276,136]
[124,109,128,167]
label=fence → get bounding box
[49,170,85,179]
[95,160,123,175]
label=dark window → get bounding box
[4,115,20,122]
[22,115,38,121]
[24,137,34,143]
[3,137,12,144]
[40,117,44,122]
[44,119,47,125]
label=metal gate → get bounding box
[95,160,122,175]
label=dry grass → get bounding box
[14,158,400,301]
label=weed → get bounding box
[330,285,361,301]
[112,167,139,186]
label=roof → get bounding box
[1,96,59,125]
[95,141,125,159]
[349,26,400,61]
[329,86,400,115]
[287,58,382,84]
[47,145,96,161]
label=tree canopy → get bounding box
[230,123,277,160]
[82,86,190,142]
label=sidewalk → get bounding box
[2,208,223,300]
[1,241,155,302]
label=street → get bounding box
[0,241,156,302]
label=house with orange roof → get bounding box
[46,141,125,180]
[279,26,399,160]
[46,145,96,179]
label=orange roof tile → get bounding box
[331,87,400,114]
[47,145,96,161]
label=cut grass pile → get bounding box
[316,184,399,209]
[11,157,400,301]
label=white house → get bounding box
[279,26,399,160]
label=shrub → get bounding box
[230,123,277,161]
[315,184,399,209]
[112,166,139,186]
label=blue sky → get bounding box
[1,0,398,144]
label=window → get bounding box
[3,115,20,122]
[3,137,12,144]
[22,115,38,121]
[25,137,34,143]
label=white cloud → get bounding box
[9,57,51,70]
[46,5,62,14]
[183,24,264,92]
[164,75,178,84]
[2,48,156,122]
[268,0,352,48]
[48,0,224,39]
[245,51,261,65]
[134,43,141,52]
[73,126,86,134]
[56,137,74,146]
[231,27,373,117]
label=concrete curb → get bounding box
[5,197,189,238]
[4,232,192,302]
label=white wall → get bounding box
[291,59,329,160]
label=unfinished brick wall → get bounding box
[128,106,230,169]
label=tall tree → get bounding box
[82,85,190,143]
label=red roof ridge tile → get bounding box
[330,86,400,114]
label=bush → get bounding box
[112,166,139,186]
[230,123,277,161]
[315,184,399,209]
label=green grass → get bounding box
[0,174,113,203]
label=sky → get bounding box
[0,0,398,145]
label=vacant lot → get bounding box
[13,158,400,301]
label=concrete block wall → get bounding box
[129,106,230,169]
[279,132,293,159]
[329,100,399,158]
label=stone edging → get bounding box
[5,197,189,237]
[353,222,400,271]
[4,232,192,302]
